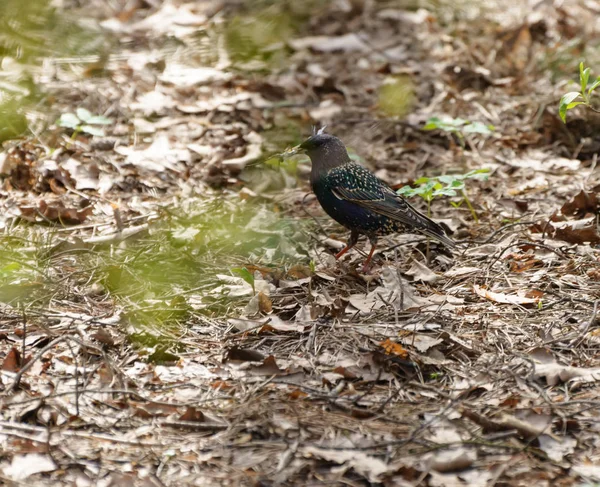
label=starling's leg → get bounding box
[362,237,378,272]
[335,230,359,260]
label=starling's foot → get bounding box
[361,242,377,273]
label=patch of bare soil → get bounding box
[2,0,600,485]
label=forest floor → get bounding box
[1,0,600,485]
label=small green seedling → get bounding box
[559,62,600,123]
[58,107,112,137]
[232,267,255,295]
[424,116,494,147]
[397,169,490,222]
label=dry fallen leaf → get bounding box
[473,284,539,305]
[406,259,439,282]
[379,339,409,358]
[428,448,476,473]
[3,453,57,481]
[1,347,21,372]
[301,446,390,482]
[288,34,369,52]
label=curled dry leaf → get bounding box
[225,347,264,362]
[444,266,481,278]
[301,446,390,483]
[257,291,272,314]
[406,259,439,282]
[504,150,580,172]
[561,189,598,217]
[538,435,577,462]
[19,200,93,224]
[179,406,206,422]
[3,453,57,481]
[530,347,600,385]
[379,339,408,358]
[1,347,22,372]
[473,284,540,305]
[534,362,600,386]
[428,448,476,473]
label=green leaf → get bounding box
[423,116,467,133]
[580,62,591,93]
[396,185,417,196]
[465,167,490,178]
[432,188,457,197]
[413,180,437,193]
[448,179,465,190]
[464,168,490,179]
[588,77,600,94]
[0,262,21,275]
[437,175,457,185]
[462,121,494,135]
[424,116,492,136]
[232,267,255,290]
[559,91,583,123]
[413,176,430,185]
[57,113,81,129]
[76,107,93,122]
[81,125,105,136]
[86,115,112,125]
[422,117,443,130]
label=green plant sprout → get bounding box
[232,267,255,295]
[559,62,600,123]
[423,116,494,146]
[58,107,112,138]
[397,169,490,222]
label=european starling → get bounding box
[286,132,456,270]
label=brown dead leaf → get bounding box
[462,408,552,439]
[506,252,543,273]
[19,200,93,225]
[554,225,600,245]
[132,401,179,418]
[225,347,264,362]
[2,347,21,372]
[561,190,598,217]
[179,407,205,422]
[379,339,409,358]
[286,264,312,279]
[211,380,234,391]
[257,291,272,314]
[288,389,308,400]
[428,448,476,473]
[333,366,358,380]
[497,24,532,74]
[91,329,115,347]
[249,355,284,376]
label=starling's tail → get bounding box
[418,222,457,249]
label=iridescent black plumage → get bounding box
[295,132,455,269]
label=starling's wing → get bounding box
[329,164,456,248]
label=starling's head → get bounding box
[284,132,350,171]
